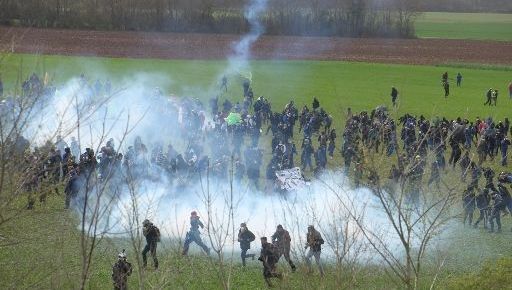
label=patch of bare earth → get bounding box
[1,26,511,65]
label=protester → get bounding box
[182,211,210,256]
[142,219,160,269]
[258,237,281,287]
[238,223,256,266]
[305,225,324,276]
[112,250,132,290]
[271,225,296,272]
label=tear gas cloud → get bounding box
[28,71,426,260]
[15,61,454,264]
[21,0,450,263]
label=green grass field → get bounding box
[1,53,511,124]
[1,53,512,289]
[415,12,512,41]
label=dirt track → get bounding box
[1,26,511,65]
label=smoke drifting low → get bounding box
[17,0,453,266]
[22,70,411,261]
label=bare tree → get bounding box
[320,151,459,289]
[200,156,239,290]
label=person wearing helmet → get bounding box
[238,222,256,266]
[142,219,160,269]
[112,249,132,290]
[182,211,210,255]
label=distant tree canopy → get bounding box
[0,0,442,38]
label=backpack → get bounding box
[154,225,161,242]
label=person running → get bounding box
[238,223,256,266]
[271,224,296,272]
[182,211,211,255]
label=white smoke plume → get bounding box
[217,0,269,85]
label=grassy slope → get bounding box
[1,194,511,289]
[415,12,512,41]
[1,54,512,289]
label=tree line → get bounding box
[0,0,421,38]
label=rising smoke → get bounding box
[217,0,269,87]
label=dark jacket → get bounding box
[475,190,490,209]
[306,229,324,252]
[112,260,132,290]
[238,229,255,250]
[143,223,160,244]
[259,242,279,267]
[271,229,291,249]
[190,216,204,232]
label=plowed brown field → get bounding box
[1,26,511,65]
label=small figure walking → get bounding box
[305,225,324,276]
[456,72,462,87]
[391,86,398,107]
[182,211,211,255]
[442,71,448,83]
[443,81,450,97]
[112,250,132,290]
[484,88,493,105]
[220,75,228,92]
[492,89,498,106]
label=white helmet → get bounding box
[118,249,127,260]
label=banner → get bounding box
[275,167,309,191]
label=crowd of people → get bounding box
[3,73,511,229]
[15,73,342,211]
[3,72,512,288]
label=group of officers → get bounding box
[112,211,325,289]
